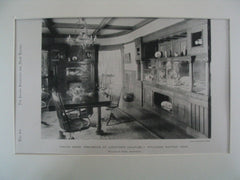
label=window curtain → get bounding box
[98,49,122,97]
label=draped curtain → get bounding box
[98,49,122,97]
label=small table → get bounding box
[61,93,111,135]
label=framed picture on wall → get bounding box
[124,53,131,64]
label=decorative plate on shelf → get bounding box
[154,51,161,58]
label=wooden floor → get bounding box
[121,102,192,139]
[41,105,192,140]
[41,108,159,140]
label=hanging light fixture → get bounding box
[66,18,97,48]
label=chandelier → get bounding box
[66,18,97,48]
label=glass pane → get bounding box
[166,61,190,90]
[192,61,206,94]
[156,61,167,84]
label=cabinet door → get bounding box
[192,58,209,95]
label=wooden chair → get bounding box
[41,91,51,111]
[51,92,90,139]
[106,89,122,126]
[41,91,51,126]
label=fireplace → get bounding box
[153,92,173,112]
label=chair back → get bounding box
[51,92,71,131]
[110,88,122,107]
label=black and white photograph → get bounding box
[41,17,211,140]
[15,16,229,155]
[3,0,240,179]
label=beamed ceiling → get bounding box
[42,17,157,39]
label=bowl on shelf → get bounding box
[154,51,162,58]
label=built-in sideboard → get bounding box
[126,19,211,138]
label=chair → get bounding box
[106,89,122,126]
[51,92,90,139]
[41,91,51,111]
[41,91,51,126]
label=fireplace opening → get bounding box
[153,92,173,112]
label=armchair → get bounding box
[51,92,91,139]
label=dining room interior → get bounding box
[41,17,211,140]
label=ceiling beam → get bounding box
[42,18,159,39]
[44,19,58,36]
[97,30,132,38]
[98,18,157,38]
[103,24,133,30]
[92,17,113,36]
[43,23,134,31]
[42,31,131,39]
[132,18,157,30]
[49,23,97,29]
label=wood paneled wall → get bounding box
[189,98,209,137]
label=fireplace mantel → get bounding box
[142,80,209,137]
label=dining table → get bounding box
[60,92,111,135]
